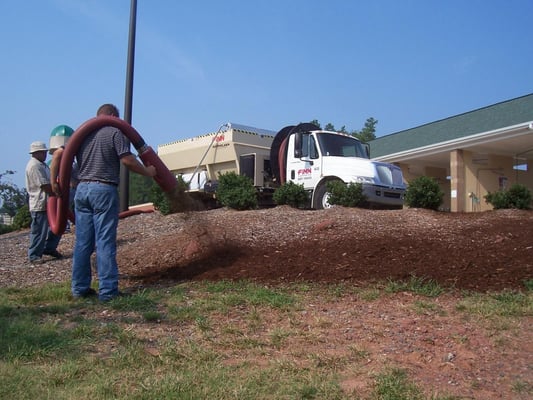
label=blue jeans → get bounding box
[72,182,119,301]
[28,211,61,262]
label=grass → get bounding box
[456,289,533,318]
[0,278,531,399]
[385,274,444,297]
[372,368,424,399]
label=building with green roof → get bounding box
[369,93,533,212]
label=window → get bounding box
[302,133,319,159]
[513,163,528,171]
[316,132,367,158]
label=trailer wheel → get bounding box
[313,182,334,210]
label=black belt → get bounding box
[80,179,118,187]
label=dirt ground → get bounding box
[1,206,532,398]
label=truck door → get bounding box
[286,133,321,189]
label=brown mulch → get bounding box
[121,206,532,292]
[1,206,532,291]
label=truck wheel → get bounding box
[313,182,333,210]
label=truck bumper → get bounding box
[362,184,405,208]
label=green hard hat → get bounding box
[50,124,74,137]
[49,124,74,153]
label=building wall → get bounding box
[399,151,533,212]
[515,159,533,187]
[464,151,501,212]
[463,152,533,212]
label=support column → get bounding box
[450,149,465,212]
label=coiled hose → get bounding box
[48,116,177,235]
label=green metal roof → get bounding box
[369,93,533,158]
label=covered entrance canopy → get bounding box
[370,94,533,212]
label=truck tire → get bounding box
[313,182,333,210]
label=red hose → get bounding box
[48,116,177,235]
[278,137,288,184]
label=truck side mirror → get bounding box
[364,143,370,158]
[294,132,302,158]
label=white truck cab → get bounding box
[274,124,405,209]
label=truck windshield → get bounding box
[315,132,368,159]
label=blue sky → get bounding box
[1,0,532,189]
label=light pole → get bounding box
[120,0,137,212]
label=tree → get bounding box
[309,118,378,142]
[338,125,348,134]
[129,173,155,206]
[351,117,378,143]
[309,119,321,129]
[0,170,27,217]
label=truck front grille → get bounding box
[384,191,402,198]
[374,189,403,198]
[375,164,404,186]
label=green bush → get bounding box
[484,183,532,210]
[404,176,443,210]
[273,182,308,208]
[326,180,367,208]
[216,172,258,210]
[0,224,15,235]
[12,204,31,229]
[151,175,191,215]
[151,184,171,215]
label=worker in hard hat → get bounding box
[49,125,79,234]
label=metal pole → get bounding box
[120,0,137,212]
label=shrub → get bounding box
[151,184,172,215]
[404,176,443,210]
[0,224,15,235]
[273,182,308,208]
[484,183,532,210]
[12,204,31,229]
[326,180,367,208]
[151,175,191,215]
[216,172,258,210]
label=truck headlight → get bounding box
[354,176,374,184]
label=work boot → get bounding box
[28,258,45,267]
[44,249,63,259]
[72,288,97,299]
